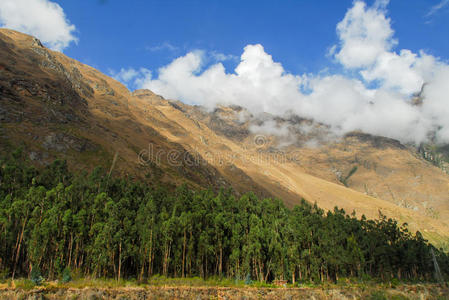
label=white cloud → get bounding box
[138,45,305,116]
[249,120,290,138]
[426,0,449,18]
[0,0,77,51]
[335,0,395,69]
[110,67,152,90]
[421,65,449,141]
[116,1,449,145]
[112,68,140,83]
[333,1,439,95]
[146,42,178,52]
[210,51,238,62]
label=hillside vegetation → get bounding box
[1,149,448,285]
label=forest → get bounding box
[0,149,448,284]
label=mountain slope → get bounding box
[1,28,448,246]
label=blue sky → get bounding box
[52,0,449,76]
[2,0,449,144]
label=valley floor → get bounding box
[0,280,448,300]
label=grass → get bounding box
[52,275,279,289]
[9,279,36,291]
[1,277,448,300]
[4,275,447,290]
[368,290,388,300]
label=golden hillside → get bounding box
[1,28,448,246]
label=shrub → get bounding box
[390,277,400,288]
[62,267,72,283]
[0,267,9,280]
[244,273,252,285]
[30,266,43,285]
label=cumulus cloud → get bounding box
[110,67,152,90]
[334,0,395,69]
[334,0,438,95]
[139,45,305,116]
[0,0,77,51]
[119,0,449,145]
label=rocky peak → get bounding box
[132,89,164,99]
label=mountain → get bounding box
[1,28,448,247]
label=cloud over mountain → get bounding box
[119,1,449,144]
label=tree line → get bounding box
[0,149,448,283]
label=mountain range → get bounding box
[1,28,448,247]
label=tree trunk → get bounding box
[118,241,122,281]
[219,245,223,277]
[74,241,79,270]
[148,246,153,278]
[112,250,117,278]
[68,233,73,267]
[139,253,145,282]
[49,256,54,280]
[163,241,171,276]
[182,230,186,278]
[148,229,153,278]
[12,217,27,279]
